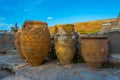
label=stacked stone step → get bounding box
[103,30,120,68]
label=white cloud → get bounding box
[0,21,14,30]
[47,17,53,20]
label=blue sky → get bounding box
[0,0,120,30]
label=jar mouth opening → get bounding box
[55,24,74,27]
[81,36,108,39]
[21,31,50,34]
[23,20,47,25]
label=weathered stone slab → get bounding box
[2,62,120,80]
[108,54,120,68]
[0,55,120,80]
[109,54,120,63]
[0,55,27,73]
[0,70,13,79]
[6,50,18,55]
[1,75,30,80]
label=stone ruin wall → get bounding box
[0,33,15,52]
[104,31,120,54]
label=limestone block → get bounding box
[0,55,27,73]
[6,50,18,55]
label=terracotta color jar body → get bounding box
[20,21,50,66]
[81,36,108,69]
[54,24,76,65]
[15,29,25,59]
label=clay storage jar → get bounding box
[15,29,25,59]
[81,36,108,69]
[20,21,50,66]
[54,24,76,65]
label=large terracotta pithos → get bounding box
[54,24,76,65]
[81,36,108,69]
[20,21,50,66]
[15,29,25,59]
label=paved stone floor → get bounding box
[0,55,27,73]
[0,70,13,79]
[0,55,120,80]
